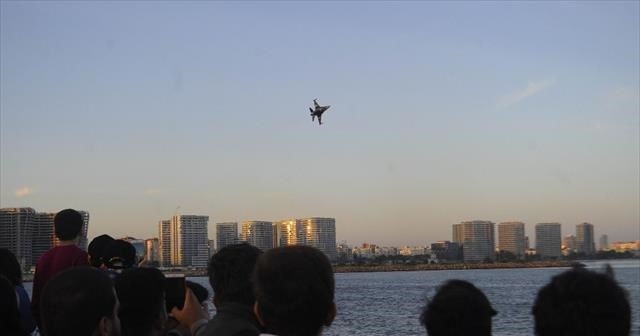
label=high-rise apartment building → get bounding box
[216,222,239,250]
[0,207,36,268]
[241,221,274,251]
[599,234,609,251]
[274,219,305,247]
[535,223,561,258]
[32,212,55,265]
[300,217,337,261]
[498,222,525,258]
[170,215,209,267]
[454,221,495,262]
[271,218,337,261]
[563,235,576,252]
[144,238,160,265]
[0,207,89,268]
[158,220,172,267]
[452,223,463,244]
[576,223,595,255]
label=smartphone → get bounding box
[165,274,186,311]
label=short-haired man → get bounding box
[32,208,90,327]
[252,246,336,336]
[532,265,631,336]
[420,279,497,336]
[172,243,263,336]
[114,267,167,336]
[40,267,121,336]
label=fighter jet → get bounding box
[309,98,330,125]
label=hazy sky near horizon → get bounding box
[1,1,638,246]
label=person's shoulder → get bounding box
[36,247,57,266]
[71,245,89,255]
[70,247,89,265]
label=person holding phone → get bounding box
[164,281,210,336]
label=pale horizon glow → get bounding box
[1,2,638,246]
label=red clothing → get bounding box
[31,245,89,327]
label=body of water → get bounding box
[24,259,639,335]
[324,259,640,336]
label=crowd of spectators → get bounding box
[0,208,633,336]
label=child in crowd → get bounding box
[31,208,89,328]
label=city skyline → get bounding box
[0,204,635,248]
[3,206,637,268]
[1,2,638,246]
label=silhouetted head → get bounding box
[89,235,116,268]
[532,265,631,336]
[41,267,120,336]
[115,267,167,336]
[104,240,137,270]
[420,279,496,336]
[0,248,23,286]
[253,246,336,336]
[208,243,262,307]
[54,209,84,241]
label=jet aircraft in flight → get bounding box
[309,99,330,125]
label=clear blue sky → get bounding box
[1,1,638,246]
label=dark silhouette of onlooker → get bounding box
[165,281,210,336]
[0,248,36,335]
[252,246,336,336]
[40,266,121,336]
[31,208,90,328]
[104,239,137,272]
[532,265,631,336]
[88,234,116,268]
[0,274,23,336]
[172,243,263,336]
[420,279,497,336]
[114,267,167,336]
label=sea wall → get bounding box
[333,260,574,273]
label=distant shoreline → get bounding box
[333,260,576,273]
[20,260,606,281]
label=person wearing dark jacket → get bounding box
[172,243,263,336]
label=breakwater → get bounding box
[333,260,574,273]
[21,261,576,281]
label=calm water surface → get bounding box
[324,259,639,336]
[24,259,639,335]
